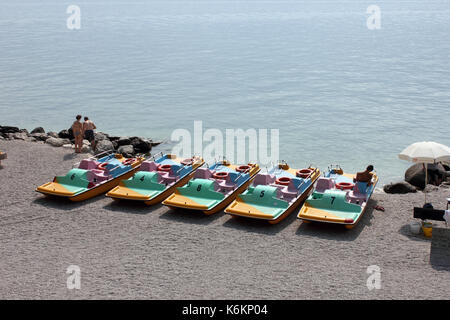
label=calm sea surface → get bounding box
[1,1,449,185]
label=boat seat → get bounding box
[281,188,298,201]
[252,173,276,186]
[194,167,213,179]
[159,171,177,185]
[354,182,368,194]
[269,183,286,191]
[217,179,236,192]
[78,159,99,170]
[87,170,109,183]
[347,182,369,203]
[315,177,335,193]
[139,160,158,172]
[347,194,366,204]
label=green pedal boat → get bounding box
[298,165,379,229]
[106,154,204,205]
[162,160,260,215]
[225,162,320,224]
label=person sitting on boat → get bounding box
[354,165,374,186]
[83,116,97,151]
[71,115,83,153]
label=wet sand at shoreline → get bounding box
[0,140,449,299]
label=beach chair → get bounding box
[413,207,446,222]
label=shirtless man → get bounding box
[71,115,83,153]
[83,116,97,151]
[355,165,374,186]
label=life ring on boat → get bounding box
[97,162,108,171]
[296,168,313,179]
[157,164,172,172]
[213,171,229,180]
[236,165,251,173]
[275,177,292,186]
[335,182,354,190]
[181,158,194,166]
[122,158,136,166]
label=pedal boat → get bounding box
[162,160,260,215]
[225,163,320,224]
[106,154,204,205]
[36,153,144,202]
[297,165,379,229]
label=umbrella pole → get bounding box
[424,163,428,204]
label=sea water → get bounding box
[0,0,449,185]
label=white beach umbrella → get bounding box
[398,141,450,203]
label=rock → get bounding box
[31,133,49,141]
[19,128,29,135]
[440,182,450,189]
[94,132,109,141]
[405,163,446,189]
[81,145,92,153]
[12,132,28,140]
[0,126,20,134]
[383,181,417,194]
[82,139,90,146]
[117,145,135,158]
[62,144,73,149]
[445,171,450,180]
[0,136,4,140]
[58,129,73,140]
[423,184,439,193]
[45,137,70,147]
[95,139,114,154]
[117,137,131,146]
[30,127,45,134]
[108,136,120,142]
[130,137,152,154]
[47,131,59,139]
[151,141,162,147]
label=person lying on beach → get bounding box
[83,116,97,151]
[71,115,83,153]
[354,165,374,186]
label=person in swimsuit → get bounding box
[71,115,83,153]
[83,116,97,151]
[354,165,374,186]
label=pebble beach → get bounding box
[0,140,449,299]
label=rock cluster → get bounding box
[405,163,448,190]
[384,163,450,194]
[0,125,161,157]
[383,181,417,194]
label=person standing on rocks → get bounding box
[71,115,83,153]
[83,116,97,151]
